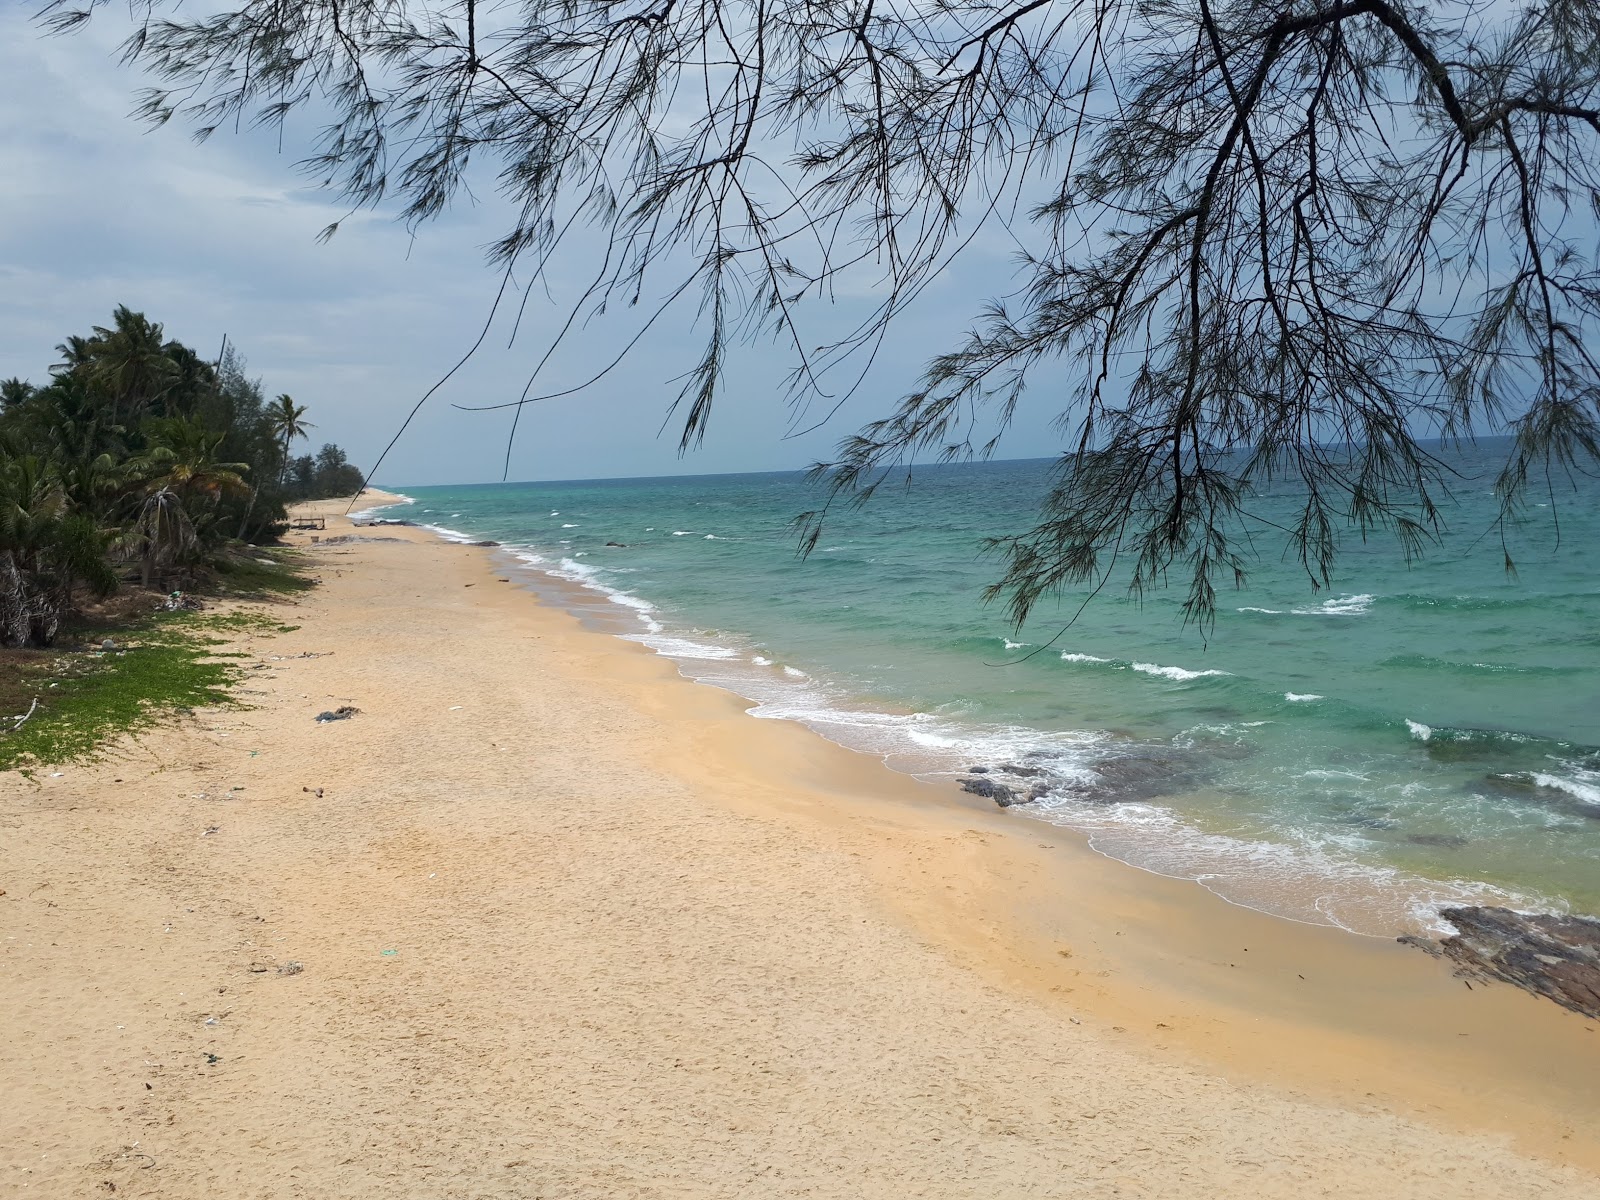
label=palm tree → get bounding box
[125,417,249,588]
[0,454,116,647]
[88,306,177,427]
[265,395,313,484]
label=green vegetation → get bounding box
[0,607,294,773]
[0,306,361,647]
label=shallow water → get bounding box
[379,440,1600,936]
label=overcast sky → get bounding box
[0,7,1066,488]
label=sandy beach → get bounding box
[2,491,1597,1198]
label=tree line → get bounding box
[0,305,365,647]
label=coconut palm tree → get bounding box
[125,417,249,588]
[265,394,313,484]
[88,306,177,427]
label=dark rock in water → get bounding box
[362,518,414,527]
[965,765,990,774]
[1406,833,1470,848]
[1476,773,1600,822]
[1336,814,1399,830]
[959,777,1016,805]
[999,763,1046,778]
[1400,907,1600,1020]
[1083,750,1210,803]
[605,541,628,548]
[315,706,361,723]
[471,540,500,547]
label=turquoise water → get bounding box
[377,440,1600,936]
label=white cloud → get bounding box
[0,7,1062,486]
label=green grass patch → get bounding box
[0,609,291,774]
[210,547,316,598]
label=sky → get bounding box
[0,7,1065,488]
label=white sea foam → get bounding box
[782,666,807,678]
[1237,606,1284,614]
[673,530,695,536]
[1285,692,1323,702]
[421,524,476,544]
[1406,718,1433,741]
[1131,662,1230,681]
[623,634,742,660]
[1002,639,1028,651]
[561,523,579,528]
[1293,593,1374,616]
[348,492,416,521]
[1060,652,1111,664]
[1023,794,1534,936]
[751,655,773,666]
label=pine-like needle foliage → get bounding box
[44,1,1600,625]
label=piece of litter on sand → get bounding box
[202,827,219,837]
[315,706,360,723]
[379,949,398,957]
[449,705,463,711]
[302,786,324,798]
[277,961,304,976]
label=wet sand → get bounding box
[1,492,1596,1197]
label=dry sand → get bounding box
[3,492,1597,1198]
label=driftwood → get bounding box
[10,697,39,732]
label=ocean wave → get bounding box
[672,530,695,536]
[1531,773,1600,809]
[1131,661,1230,681]
[1059,651,1111,664]
[561,523,579,528]
[1406,718,1433,741]
[1285,692,1323,702]
[1021,795,1541,936]
[623,633,742,660]
[348,492,416,521]
[1383,653,1580,677]
[1002,638,1028,651]
[1236,606,1284,614]
[1291,593,1374,616]
[421,524,476,544]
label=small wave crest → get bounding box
[1293,593,1374,616]
[1531,772,1600,810]
[348,492,416,521]
[1131,661,1231,682]
[1285,692,1323,702]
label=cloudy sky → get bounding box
[0,7,1062,488]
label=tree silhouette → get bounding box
[42,0,1600,623]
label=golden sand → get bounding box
[2,491,1596,1197]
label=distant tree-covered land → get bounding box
[0,305,364,647]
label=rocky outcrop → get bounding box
[1400,906,1600,1020]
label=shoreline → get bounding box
[1,490,1596,1195]
[357,490,1600,1159]
[361,487,1594,944]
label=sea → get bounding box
[371,439,1600,938]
